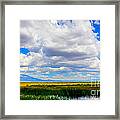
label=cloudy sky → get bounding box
[20,20,100,82]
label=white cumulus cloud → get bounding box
[20,20,100,69]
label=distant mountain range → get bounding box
[20,74,99,82]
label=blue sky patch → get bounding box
[90,20,100,41]
[20,48,30,55]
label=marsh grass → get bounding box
[20,82,100,100]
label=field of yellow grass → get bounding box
[20,81,100,86]
[20,82,100,90]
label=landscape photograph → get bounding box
[20,20,100,100]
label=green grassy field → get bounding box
[20,82,100,100]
